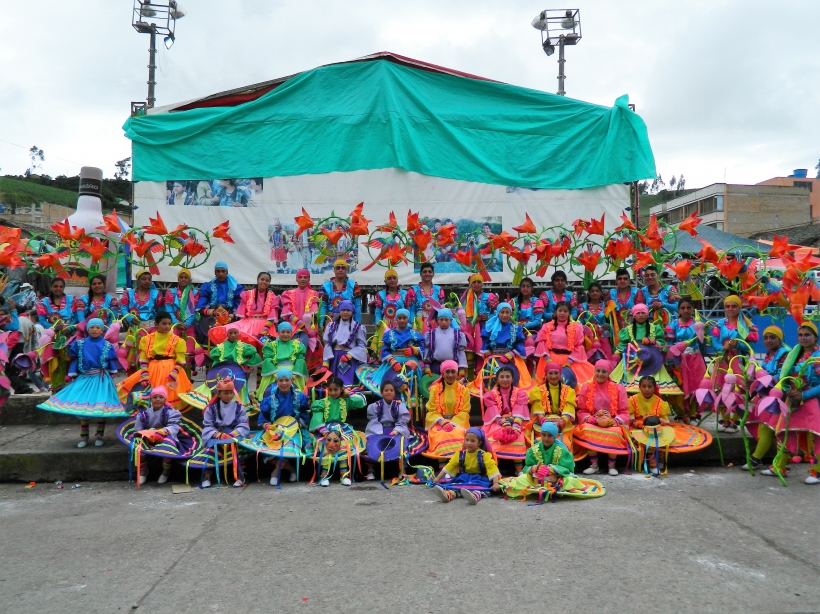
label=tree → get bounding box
[26,145,44,177]
[669,175,677,190]
[676,174,686,192]
[815,158,820,179]
[114,157,132,181]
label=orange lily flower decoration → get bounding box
[513,213,536,234]
[212,221,235,244]
[677,212,702,237]
[294,208,315,238]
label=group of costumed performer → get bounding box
[473,301,530,394]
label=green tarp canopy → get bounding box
[124,54,655,189]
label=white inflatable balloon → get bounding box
[64,166,119,296]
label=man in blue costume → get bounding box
[319,259,361,326]
[196,261,244,322]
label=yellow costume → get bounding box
[528,382,577,449]
[117,331,192,410]
[628,394,671,427]
[442,449,500,479]
[424,381,472,459]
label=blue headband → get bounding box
[541,421,559,437]
[396,308,411,319]
[215,261,228,272]
[436,308,453,321]
[465,427,488,451]
[276,368,293,380]
[87,318,105,330]
[277,322,293,332]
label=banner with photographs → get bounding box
[136,169,627,285]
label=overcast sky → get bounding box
[1,0,818,189]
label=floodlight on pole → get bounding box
[131,1,185,110]
[531,9,582,96]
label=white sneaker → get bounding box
[649,467,660,476]
[269,476,278,487]
[201,479,212,488]
[805,474,820,485]
[319,478,330,487]
[741,459,762,471]
[759,468,782,477]
[157,473,169,484]
[717,423,727,433]
[341,477,352,486]
[582,464,600,475]
[77,440,88,449]
[288,472,297,483]
[460,488,479,505]
[138,474,147,485]
[724,425,739,434]
[608,467,619,476]
[94,437,105,447]
[365,472,375,481]
[433,485,452,502]
[233,480,244,488]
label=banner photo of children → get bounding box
[165,178,263,207]
[268,215,359,276]
[414,216,503,273]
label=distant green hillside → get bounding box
[0,177,78,209]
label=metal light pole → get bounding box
[131,1,186,111]
[531,9,582,96]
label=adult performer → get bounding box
[319,259,361,325]
[405,262,446,333]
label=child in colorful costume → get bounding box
[575,360,631,476]
[405,262,446,333]
[37,318,127,448]
[710,295,758,433]
[130,386,184,485]
[499,421,605,502]
[460,274,499,357]
[257,368,312,486]
[528,361,577,450]
[369,269,408,352]
[199,376,251,488]
[424,360,472,461]
[539,270,578,321]
[257,322,308,396]
[611,303,681,396]
[319,259,362,323]
[422,308,467,379]
[629,376,712,475]
[535,300,595,387]
[477,302,531,392]
[358,308,425,397]
[432,427,500,504]
[482,366,530,472]
[74,274,120,327]
[363,381,414,481]
[322,300,367,387]
[309,377,367,486]
[280,269,323,372]
[117,312,193,410]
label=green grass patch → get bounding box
[0,177,78,209]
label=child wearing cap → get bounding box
[37,317,127,448]
[322,300,367,386]
[200,376,251,488]
[423,308,467,379]
[358,308,425,398]
[432,427,501,504]
[132,386,182,485]
[258,368,311,486]
[257,321,308,397]
[424,361,472,462]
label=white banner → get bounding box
[135,169,627,286]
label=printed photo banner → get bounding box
[136,169,628,285]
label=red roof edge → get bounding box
[171,51,500,112]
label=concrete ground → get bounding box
[1,468,818,614]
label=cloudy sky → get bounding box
[1,0,818,188]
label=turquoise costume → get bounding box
[540,290,578,321]
[319,278,362,322]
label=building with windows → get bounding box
[650,182,811,237]
[756,169,820,218]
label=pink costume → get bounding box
[482,386,530,461]
[535,320,595,386]
[573,364,631,457]
[280,272,323,371]
[216,289,279,340]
